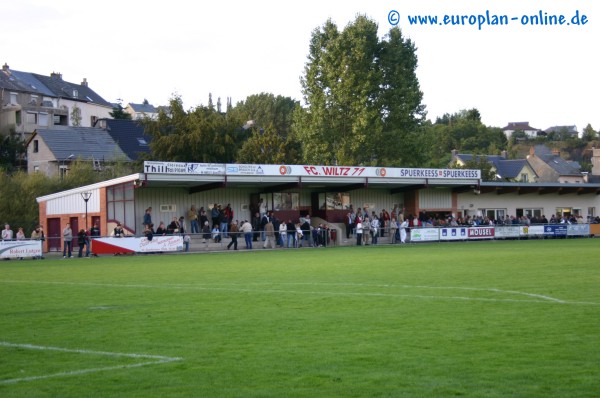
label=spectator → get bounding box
[279,220,287,248]
[113,222,125,237]
[263,219,276,249]
[2,224,13,240]
[227,221,239,250]
[362,217,371,246]
[16,227,25,240]
[30,225,45,259]
[212,225,222,243]
[77,229,87,257]
[355,220,363,245]
[211,203,220,228]
[286,219,296,248]
[62,222,73,258]
[156,222,167,236]
[202,221,211,243]
[188,205,199,234]
[143,207,153,228]
[167,217,181,235]
[89,222,100,257]
[240,220,253,249]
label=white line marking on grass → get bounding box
[0,342,182,385]
[2,279,599,306]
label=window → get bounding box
[273,193,299,210]
[107,183,135,230]
[520,173,528,182]
[480,208,505,221]
[29,95,38,105]
[59,165,69,180]
[90,116,98,126]
[15,111,21,126]
[137,138,148,146]
[33,140,39,153]
[26,112,38,124]
[38,112,49,127]
[33,166,40,173]
[588,207,596,218]
[10,92,17,104]
[555,207,572,218]
[318,192,351,210]
[517,208,542,219]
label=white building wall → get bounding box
[46,189,100,215]
[419,188,452,209]
[457,191,599,219]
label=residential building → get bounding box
[526,145,584,183]
[543,125,579,139]
[0,63,113,140]
[125,102,158,120]
[501,122,541,139]
[451,150,538,182]
[26,119,152,177]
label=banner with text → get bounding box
[0,240,43,259]
[144,161,480,180]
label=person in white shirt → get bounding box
[2,224,13,240]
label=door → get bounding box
[47,218,61,252]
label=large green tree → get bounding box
[144,96,238,163]
[294,15,426,166]
[231,93,302,163]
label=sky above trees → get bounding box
[2,0,597,130]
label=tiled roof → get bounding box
[102,119,152,160]
[502,122,539,131]
[0,67,110,106]
[127,103,157,113]
[532,145,581,176]
[454,154,529,179]
[34,127,129,162]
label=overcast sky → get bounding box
[2,0,597,131]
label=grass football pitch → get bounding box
[1,239,599,397]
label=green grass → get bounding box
[1,239,599,397]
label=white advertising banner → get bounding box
[144,161,225,175]
[410,228,439,242]
[439,227,468,241]
[520,225,545,237]
[0,240,43,259]
[494,226,521,239]
[144,161,480,180]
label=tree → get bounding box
[581,124,597,142]
[227,93,302,163]
[144,96,238,163]
[0,131,26,172]
[294,15,425,166]
[70,104,82,127]
[423,109,507,164]
[110,102,132,120]
[450,156,497,181]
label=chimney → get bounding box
[501,150,507,159]
[529,146,535,156]
[451,149,458,158]
[2,63,9,73]
[50,71,62,80]
[591,148,600,176]
[81,78,88,87]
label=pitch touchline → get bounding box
[2,279,597,305]
[0,342,182,385]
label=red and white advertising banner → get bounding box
[468,227,495,239]
[0,240,43,259]
[92,236,183,254]
[144,161,480,180]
